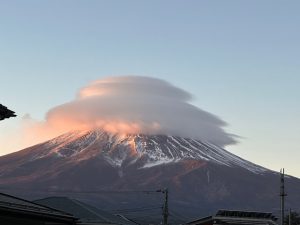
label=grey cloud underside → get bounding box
[78,76,193,101]
[46,76,238,147]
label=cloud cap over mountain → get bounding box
[46,76,237,147]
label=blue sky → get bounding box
[0,1,300,177]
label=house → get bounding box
[187,210,278,225]
[0,192,77,225]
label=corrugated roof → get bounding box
[216,210,277,221]
[187,210,278,225]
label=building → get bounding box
[0,192,77,225]
[187,210,278,225]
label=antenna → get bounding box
[280,168,287,225]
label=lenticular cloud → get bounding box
[44,76,237,147]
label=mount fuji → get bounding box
[0,129,300,219]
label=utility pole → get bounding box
[280,168,287,225]
[162,188,169,225]
[289,208,292,225]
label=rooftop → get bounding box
[187,210,278,225]
[0,192,75,220]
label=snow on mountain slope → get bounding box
[31,129,267,174]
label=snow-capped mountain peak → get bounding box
[32,129,267,174]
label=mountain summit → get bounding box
[12,129,266,172]
[0,129,300,219]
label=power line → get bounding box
[169,209,189,221]
[169,212,187,223]
[0,186,171,224]
[0,187,163,195]
[111,206,163,213]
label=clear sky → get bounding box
[0,1,299,177]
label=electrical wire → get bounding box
[0,186,164,195]
[111,205,162,213]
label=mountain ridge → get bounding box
[5,129,269,173]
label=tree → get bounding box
[0,104,16,121]
[284,211,300,225]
